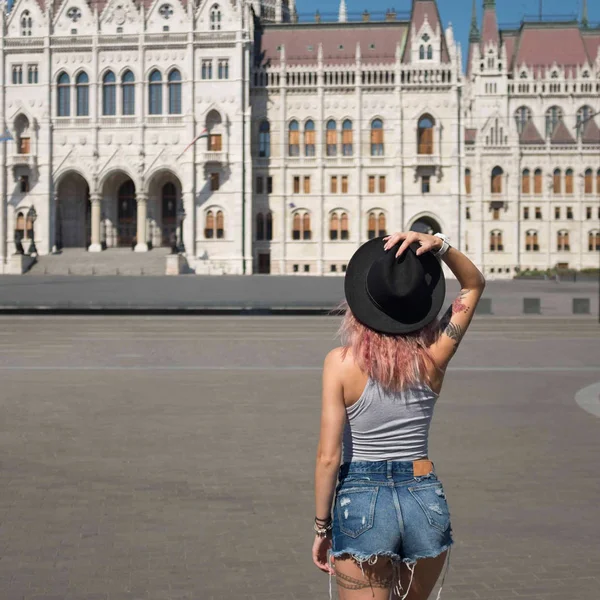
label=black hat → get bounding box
[344,236,446,334]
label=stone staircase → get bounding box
[26,248,172,276]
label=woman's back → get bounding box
[342,374,438,462]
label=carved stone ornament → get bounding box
[67,7,82,22]
[159,3,173,19]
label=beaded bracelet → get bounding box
[314,516,333,536]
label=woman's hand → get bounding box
[312,534,334,575]
[383,231,442,258]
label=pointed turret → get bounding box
[581,0,589,28]
[338,0,347,23]
[481,0,499,48]
[469,0,479,43]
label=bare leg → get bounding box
[392,550,448,600]
[334,555,394,600]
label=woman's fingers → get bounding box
[395,232,419,257]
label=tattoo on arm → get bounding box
[444,321,463,356]
[452,288,471,315]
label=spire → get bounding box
[469,0,479,42]
[481,0,499,47]
[338,0,347,23]
[581,0,589,28]
[483,0,495,7]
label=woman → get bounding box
[312,230,485,599]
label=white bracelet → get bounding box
[433,233,451,257]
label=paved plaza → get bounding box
[1,316,599,600]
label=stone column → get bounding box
[88,193,102,252]
[135,192,148,252]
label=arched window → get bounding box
[148,70,162,115]
[210,4,221,30]
[576,105,593,136]
[291,211,311,240]
[168,69,182,114]
[122,70,135,115]
[161,182,177,246]
[288,120,299,157]
[57,72,70,117]
[465,168,472,195]
[521,168,531,194]
[265,211,273,240]
[426,45,432,60]
[514,106,531,134]
[75,72,89,117]
[419,45,425,60]
[588,230,600,251]
[584,168,593,194]
[329,213,339,240]
[525,229,539,252]
[557,230,570,251]
[14,114,30,155]
[205,210,215,238]
[204,209,224,239]
[340,212,349,240]
[491,166,503,194]
[342,119,353,156]
[14,211,25,250]
[489,230,503,252]
[534,168,542,195]
[102,71,116,116]
[206,110,222,151]
[256,213,265,240]
[545,106,563,137]
[367,210,386,239]
[417,115,434,155]
[370,119,384,156]
[553,168,562,195]
[258,121,270,158]
[326,120,337,157]
[304,120,315,156]
[565,168,574,195]
[21,10,32,36]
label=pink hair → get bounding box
[334,301,441,392]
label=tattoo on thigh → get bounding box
[335,570,392,590]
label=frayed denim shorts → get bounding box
[330,460,454,597]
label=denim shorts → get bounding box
[331,460,454,575]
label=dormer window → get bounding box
[520,71,527,79]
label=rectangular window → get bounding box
[523,207,529,220]
[341,175,348,194]
[465,170,472,195]
[554,207,560,219]
[217,60,229,80]
[209,134,222,152]
[379,176,386,194]
[566,207,573,219]
[330,176,337,194]
[210,172,220,191]
[256,177,263,194]
[326,128,337,156]
[202,60,213,80]
[535,207,542,219]
[586,207,592,219]
[330,265,337,272]
[522,171,530,194]
[27,65,38,84]
[368,176,375,194]
[19,175,29,193]
[534,171,542,195]
[303,176,311,194]
[19,138,30,154]
[421,175,430,194]
[304,264,310,273]
[492,207,500,220]
[293,176,300,194]
[267,176,273,194]
[466,207,471,220]
[293,264,299,272]
[342,127,353,156]
[12,65,23,85]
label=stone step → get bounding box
[26,248,172,276]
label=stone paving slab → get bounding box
[0,317,599,599]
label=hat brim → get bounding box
[344,236,446,334]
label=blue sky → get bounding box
[297,0,600,67]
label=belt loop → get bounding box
[386,460,393,479]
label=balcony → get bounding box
[415,153,440,167]
[204,150,227,163]
[9,153,36,169]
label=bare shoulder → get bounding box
[324,346,347,368]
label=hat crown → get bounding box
[366,244,433,316]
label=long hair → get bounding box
[334,301,441,393]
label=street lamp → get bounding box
[27,206,37,256]
[176,206,186,254]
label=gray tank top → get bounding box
[342,376,438,462]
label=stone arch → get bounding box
[407,212,444,235]
[99,169,138,248]
[55,170,92,249]
[144,167,184,248]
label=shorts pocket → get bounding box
[335,487,379,539]
[408,482,451,533]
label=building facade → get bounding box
[0,0,598,276]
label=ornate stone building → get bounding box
[0,0,598,276]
